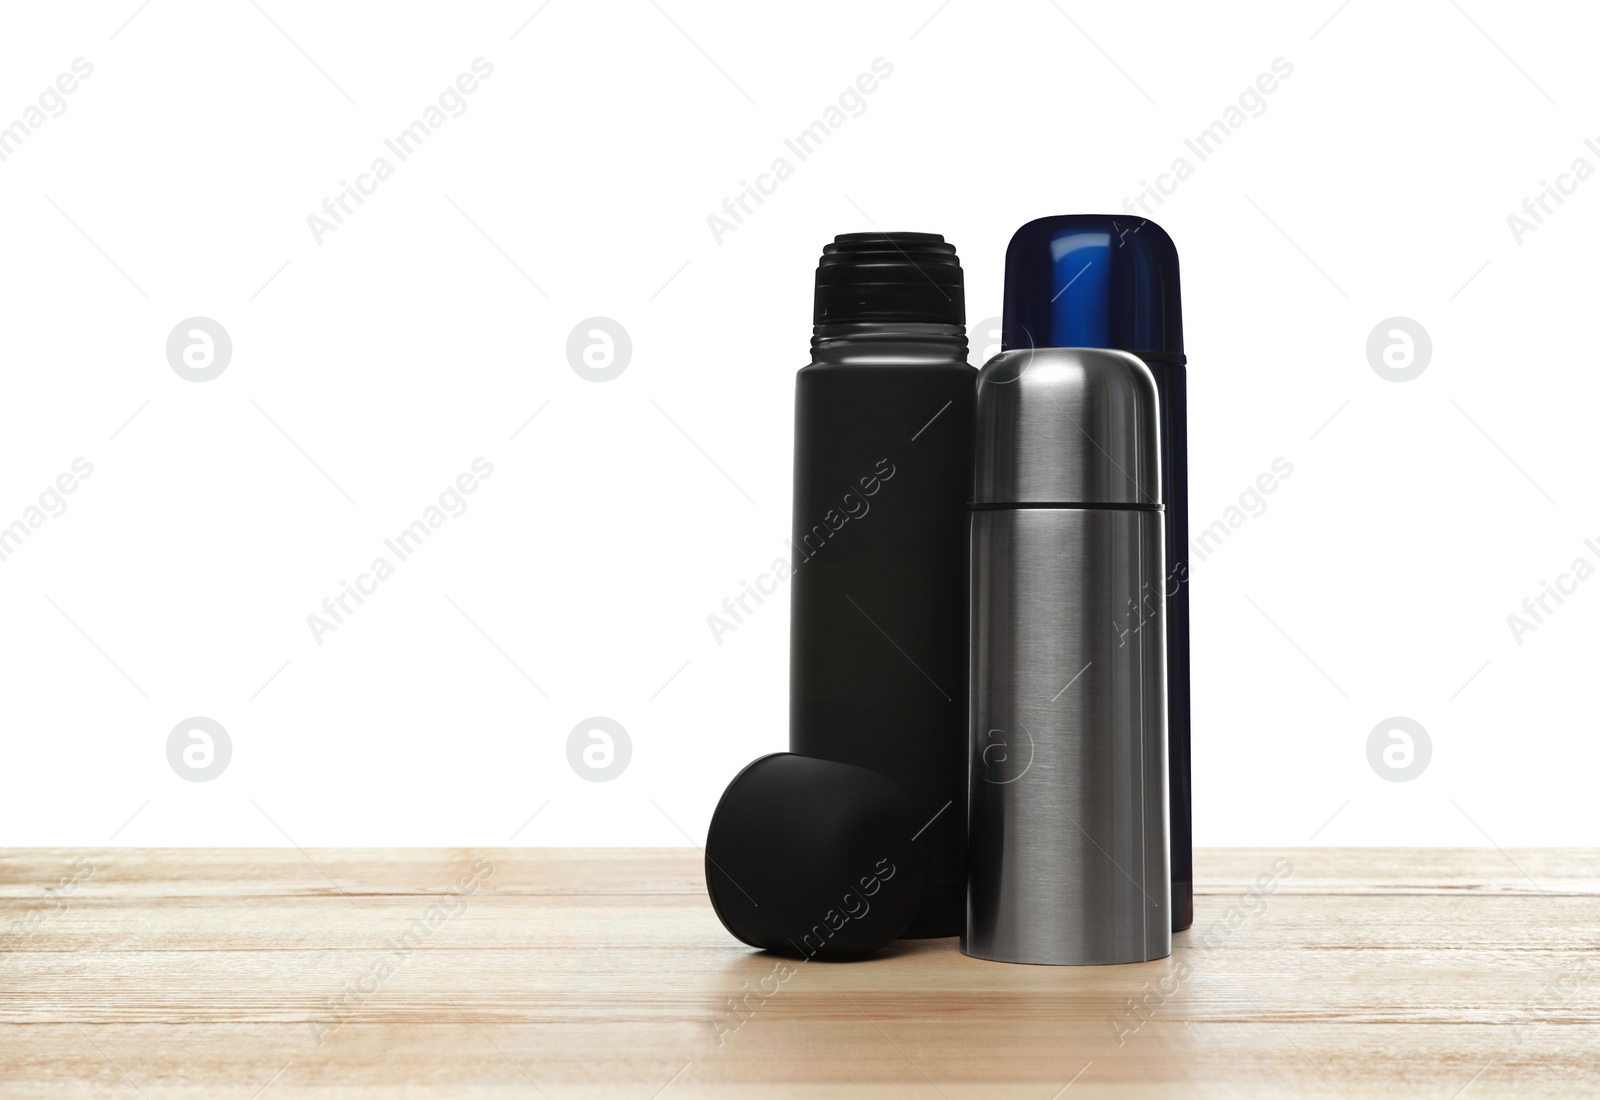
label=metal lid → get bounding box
[972,347,1162,507]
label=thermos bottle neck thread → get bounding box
[809,321,968,361]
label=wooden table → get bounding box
[1,848,1595,1098]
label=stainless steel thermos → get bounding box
[963,345,1172,966]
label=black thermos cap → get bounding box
[705,753,931,959]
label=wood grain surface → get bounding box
[1,847,1596,1098]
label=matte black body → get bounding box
[788,349,974,938]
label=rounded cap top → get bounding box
[973,348,1162,507]
[814,232,965,326]
[705,753,931,959]
[1001,215,1182,359]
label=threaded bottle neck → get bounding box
[809,321,968,362]
[813,232,966,329]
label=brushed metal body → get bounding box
[965,348,1171,966]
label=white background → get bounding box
[1,1,1594,850]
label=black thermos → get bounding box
[788,233,974,938]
